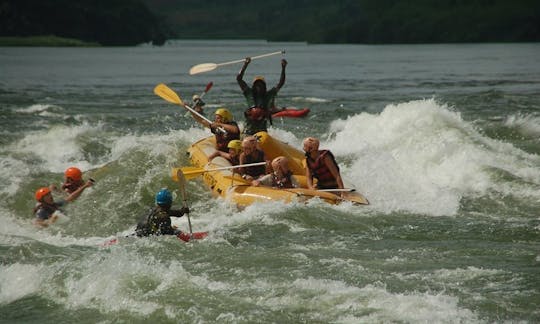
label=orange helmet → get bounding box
[64,167,82,181]
[35,187,51,201]
[253,76,265,83]
[303,137,320,152]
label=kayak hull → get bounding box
[272,107,310,118]
[184,132,369,207]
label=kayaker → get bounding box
[208,139,242,166]
[239,136,269,181]
[191,108,240,152]
[33,184,91,227]
[303,137,345,191]
[58,167,94,196]
[253,156,299,188]
[191,94,205,115]
[135,188,190,237]
[237,57,288,135]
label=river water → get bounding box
[1,40,539,323]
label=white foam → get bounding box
[0,263,44,304]
[504,113,540,138]
[322,98,540,216]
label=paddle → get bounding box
[172,161,267,181]
[317,188,356,192]
[189,50,285,75]
[154,83,226,134]
[200,81,213,99]
[176,169,193,239]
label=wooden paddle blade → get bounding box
[154,83,184,105]
[171,167,203,181]
[189,63,217,75]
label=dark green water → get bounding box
[1,41,539,323]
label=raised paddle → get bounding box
[154,83,226,134]
[189,50,285,75]
[172,162,267,181]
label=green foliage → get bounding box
[0,0,538,45]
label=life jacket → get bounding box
[272,171,295,188]
[244,150,266,177]
[305,150,340,189]
[62,180,83,194]
[135,206,175,237]
[213,121,240,152]
[33,202,59,220]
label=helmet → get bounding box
[35,187,51,201]
[253,76,265,83]
[227,140,242,153]
[192,94,201,101]
[215,108,233,123]
[242,136,257,150]
[302,137,320,152]
[64,167,82,181]
[155,188,173,206]
[271,156,289,171]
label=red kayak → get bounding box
[100,231,208,246]
[272,107,310,118]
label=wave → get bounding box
[504,113,540,138]
[323,98,540,216]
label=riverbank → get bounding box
[0,35,99,47]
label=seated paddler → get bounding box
[191,107,240,152]
[238,136,270,181]
[253,156,299,189]
[303,137,344,191]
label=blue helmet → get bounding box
[155,188,173,206]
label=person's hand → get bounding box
[245,57,251,64]
[84,180,94,188]
[281,59,287,67]
[180,206,190,215]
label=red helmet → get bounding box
[35,187,51,201]
[64,167,82,181]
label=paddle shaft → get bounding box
[176,169,193,237]
[216,51,285,67]
[185,161,267,175]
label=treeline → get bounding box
[1,0,538,45]
[144,0,540,43]
[0,0,172,45]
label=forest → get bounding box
[1,0,538,46]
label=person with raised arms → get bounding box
[237,57,287,135]
[303,137,344,191]
[135,188,190,237]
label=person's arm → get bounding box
[211,122,239,135]
[237,57,251,92]
[65,180,93,202]
[324,155,344,190]
[191,112,211,128]
[209,150,230,161]
[169,207,189,217]
[252,174,273,187]
[275,59,287,91]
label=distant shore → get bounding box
[0,35,99,47]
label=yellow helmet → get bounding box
[215,108,233,123]
[253,76,265,83]
[227,140,242,153]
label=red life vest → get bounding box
[305,150,339,189]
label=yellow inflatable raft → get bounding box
[175,132,369,207]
